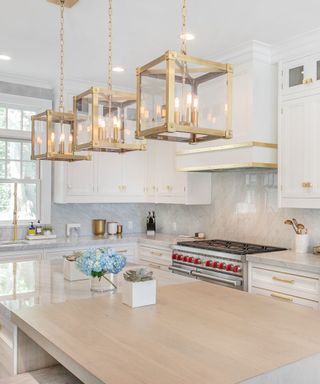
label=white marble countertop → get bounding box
[247,250,320,274]
[0,258,193,319]
[0,233,181,253]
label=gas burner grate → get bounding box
[177,239,287,255]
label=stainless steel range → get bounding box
[170,240,287,291]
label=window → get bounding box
[0,93,52,225]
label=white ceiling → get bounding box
[0,0,320,89]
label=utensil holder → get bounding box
[295,233,309,253]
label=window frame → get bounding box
[0,93,52,227]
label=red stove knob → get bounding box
[177,254,183,261]
[194,258,201,265]
[205,260,212,267]
[187,256,194,263]
[219,262,226,270]
[233,265,241,273]
[213,261,219,268]
[183,256,189,262]
[172,253,177,260]
[226,263,233,271]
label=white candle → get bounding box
[59,133,65,154]
[186,92,192,124]
[36,136,42,155]
[68,134,73,153]
[174,97,180,124]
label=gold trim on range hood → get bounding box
[176,141,278,172]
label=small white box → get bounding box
[63,259,90,281]
[122,279,156,308]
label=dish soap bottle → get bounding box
[36,220,43,235]
[28,222,36,236]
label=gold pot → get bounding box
[92,219,106,236]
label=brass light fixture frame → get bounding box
[31,111,90,161]
[73,0,146,153]
[73,87,146,152]
[136,50,233,143]
[32,0,90,162]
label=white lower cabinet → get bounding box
[138,245,172,271]
[248,262,320,310]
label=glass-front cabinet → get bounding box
[281,54,320,96]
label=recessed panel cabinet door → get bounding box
[66,152,95,196]
[280,98,310,198]
[96,152,123,196]
[309,95,320,196]
[122,151,147,198]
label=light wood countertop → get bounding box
[11,282,320,384]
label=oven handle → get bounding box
[190,270,241,287]
[168,266,192,275]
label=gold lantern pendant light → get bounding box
[31,0,90,161]
[136,0,233,144]
[73,0,146,153]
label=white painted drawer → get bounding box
[139,246,171,267]
[251,287,319,310]
[251,266,319,301]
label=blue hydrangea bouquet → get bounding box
[76,247,127,291]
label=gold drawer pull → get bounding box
[151,251,163,256]
[271,293,293,302]
[149,263,161,269]
[302,182,312,188]
[303,78,313,84]
[117,249,128,253]
[272,276,295,284]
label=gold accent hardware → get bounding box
[92,219,106,236]
[303,78,313,84]
[302,182,312,188]
[148,263,161,269]
[32,1,90,162]
[151,251,163,257]
[73,0,146,153]
[12,182,18,241]
[176,141,277,156]
[272,276,295,284]
[135,0,233,144]
[48,0,78,7]
[271,293,293,302]
[177,162,277,172]
[116,249,128,253]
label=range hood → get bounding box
[176,42,278,172]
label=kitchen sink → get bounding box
[0,240,29,247]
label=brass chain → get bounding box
[108,0,112,91]
[181,0,187,55]
[59,0,65,113]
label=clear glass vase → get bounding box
[90,274,117,293]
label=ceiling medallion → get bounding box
[32,0,90,161]
[73,0,146,153]
[136,0,233,144]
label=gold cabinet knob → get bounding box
[303,78,313,84]
[302,182,312,188]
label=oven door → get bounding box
[168,262,195,278]
[192,268,243,290]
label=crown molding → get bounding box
[272,27,320,63]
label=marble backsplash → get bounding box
[2,170,320,251]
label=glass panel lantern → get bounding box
[73,87,146,152]
[136,50,233,143]
[31,110,91,161]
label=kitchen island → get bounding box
[9,280,320,384]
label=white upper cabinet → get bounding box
[281,54,320,98]
[279,53,320,208]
